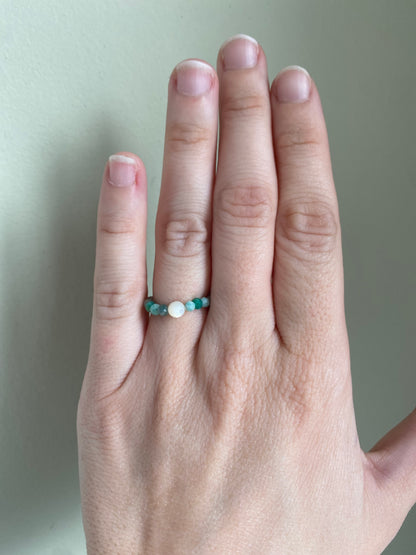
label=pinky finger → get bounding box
[84,152,148,401]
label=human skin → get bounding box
[76,34,416,554]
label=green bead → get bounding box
[192,298,202,309]
[144,298,154,312]
[159,304,168,316]
[150,303,160,315]
[185,301,195,311]
[201,296,209,307]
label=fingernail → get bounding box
[108,154,137,187]
[273,65,311,103]
[220,34,259,70]
[175,60,214,96]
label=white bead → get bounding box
[168,300,185,318]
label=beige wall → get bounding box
[1,1,415,552]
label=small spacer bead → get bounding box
[150,303,160,315]
[144,297,154,312]
[185,301,195,311]
[201,296,209,307]
[158,304,168,316]
[192,298,202,309]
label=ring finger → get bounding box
[148,59,218,350]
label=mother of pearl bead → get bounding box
[167,300,185,318]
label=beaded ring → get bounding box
[144,295,210,318]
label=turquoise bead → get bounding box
[150,303,160,315]
[201,296,209,307]
[185,301,195,311]
[192,298,202,309]
[159,304,168,316]
[144,298,154,312]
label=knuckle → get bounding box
[167,120,212,152]
[162,214,209,258]
[99,212,137,236]
[274,357,323,425]
[209,347,253,417]
[278,199,338,258]
[77,394,126,442]
[276,122,321,156]
[209,334,273,414]
[221,91,268,121]
[274,343,350,427]
[94,279,140,320]
[152,359,195,428]
[216,183,274,231]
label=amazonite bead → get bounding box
[159,304,168,316]
[150,303,160,315]
[168,300,185,318]
[144,298,154,312]
[201,296,209,307]
[185,301,195,311]
[192,298,202,309]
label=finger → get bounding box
[210,34,277,342]
[148,59,218,349]
[86,152,148,401]
[365,407,416,544]
[271,66,348,362]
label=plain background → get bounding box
[1,1,415,553]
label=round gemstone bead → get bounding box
[192,298,202,309]
[185,301,195,311]
[168,300,185,318]
[158,304,168,316]
[150,303,160,315]
[144,298,154,312]
[201,296,209,307]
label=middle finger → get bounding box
[210,35,278,342]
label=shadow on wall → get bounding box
[0,116,139,551]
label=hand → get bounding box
[76,34,416,554]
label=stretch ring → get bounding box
[144,295,210,318]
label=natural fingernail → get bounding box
[220,33,259,70]
[273,65,311,103]
[175,60,214,96]
[108,154,137,187]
